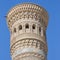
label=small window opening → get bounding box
[39,27,41,32]
[32,24,35,29]
[25,24,29,29]
[19,25,22,30]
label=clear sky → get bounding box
[0,0,60,60]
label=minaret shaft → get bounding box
[6,3,48,60]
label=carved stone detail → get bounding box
[11,39,47,55]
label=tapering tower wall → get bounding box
[6,3,48,60]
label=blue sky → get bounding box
[0,0,60,60]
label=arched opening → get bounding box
[25,24,29,29]
[19,25,22,30]
[32,24,36,29]
[39,27,41,32]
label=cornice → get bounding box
[6,3,48,30]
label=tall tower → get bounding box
[6,3,48,60]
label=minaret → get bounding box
[6,3,48,60]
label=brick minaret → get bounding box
[6,3,48,60]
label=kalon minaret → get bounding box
[6,3,48,60]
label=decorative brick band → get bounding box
[10,38,47,55]
[12,52,46,60]
[12,47,46,58]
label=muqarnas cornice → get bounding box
[7,3,48,30]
